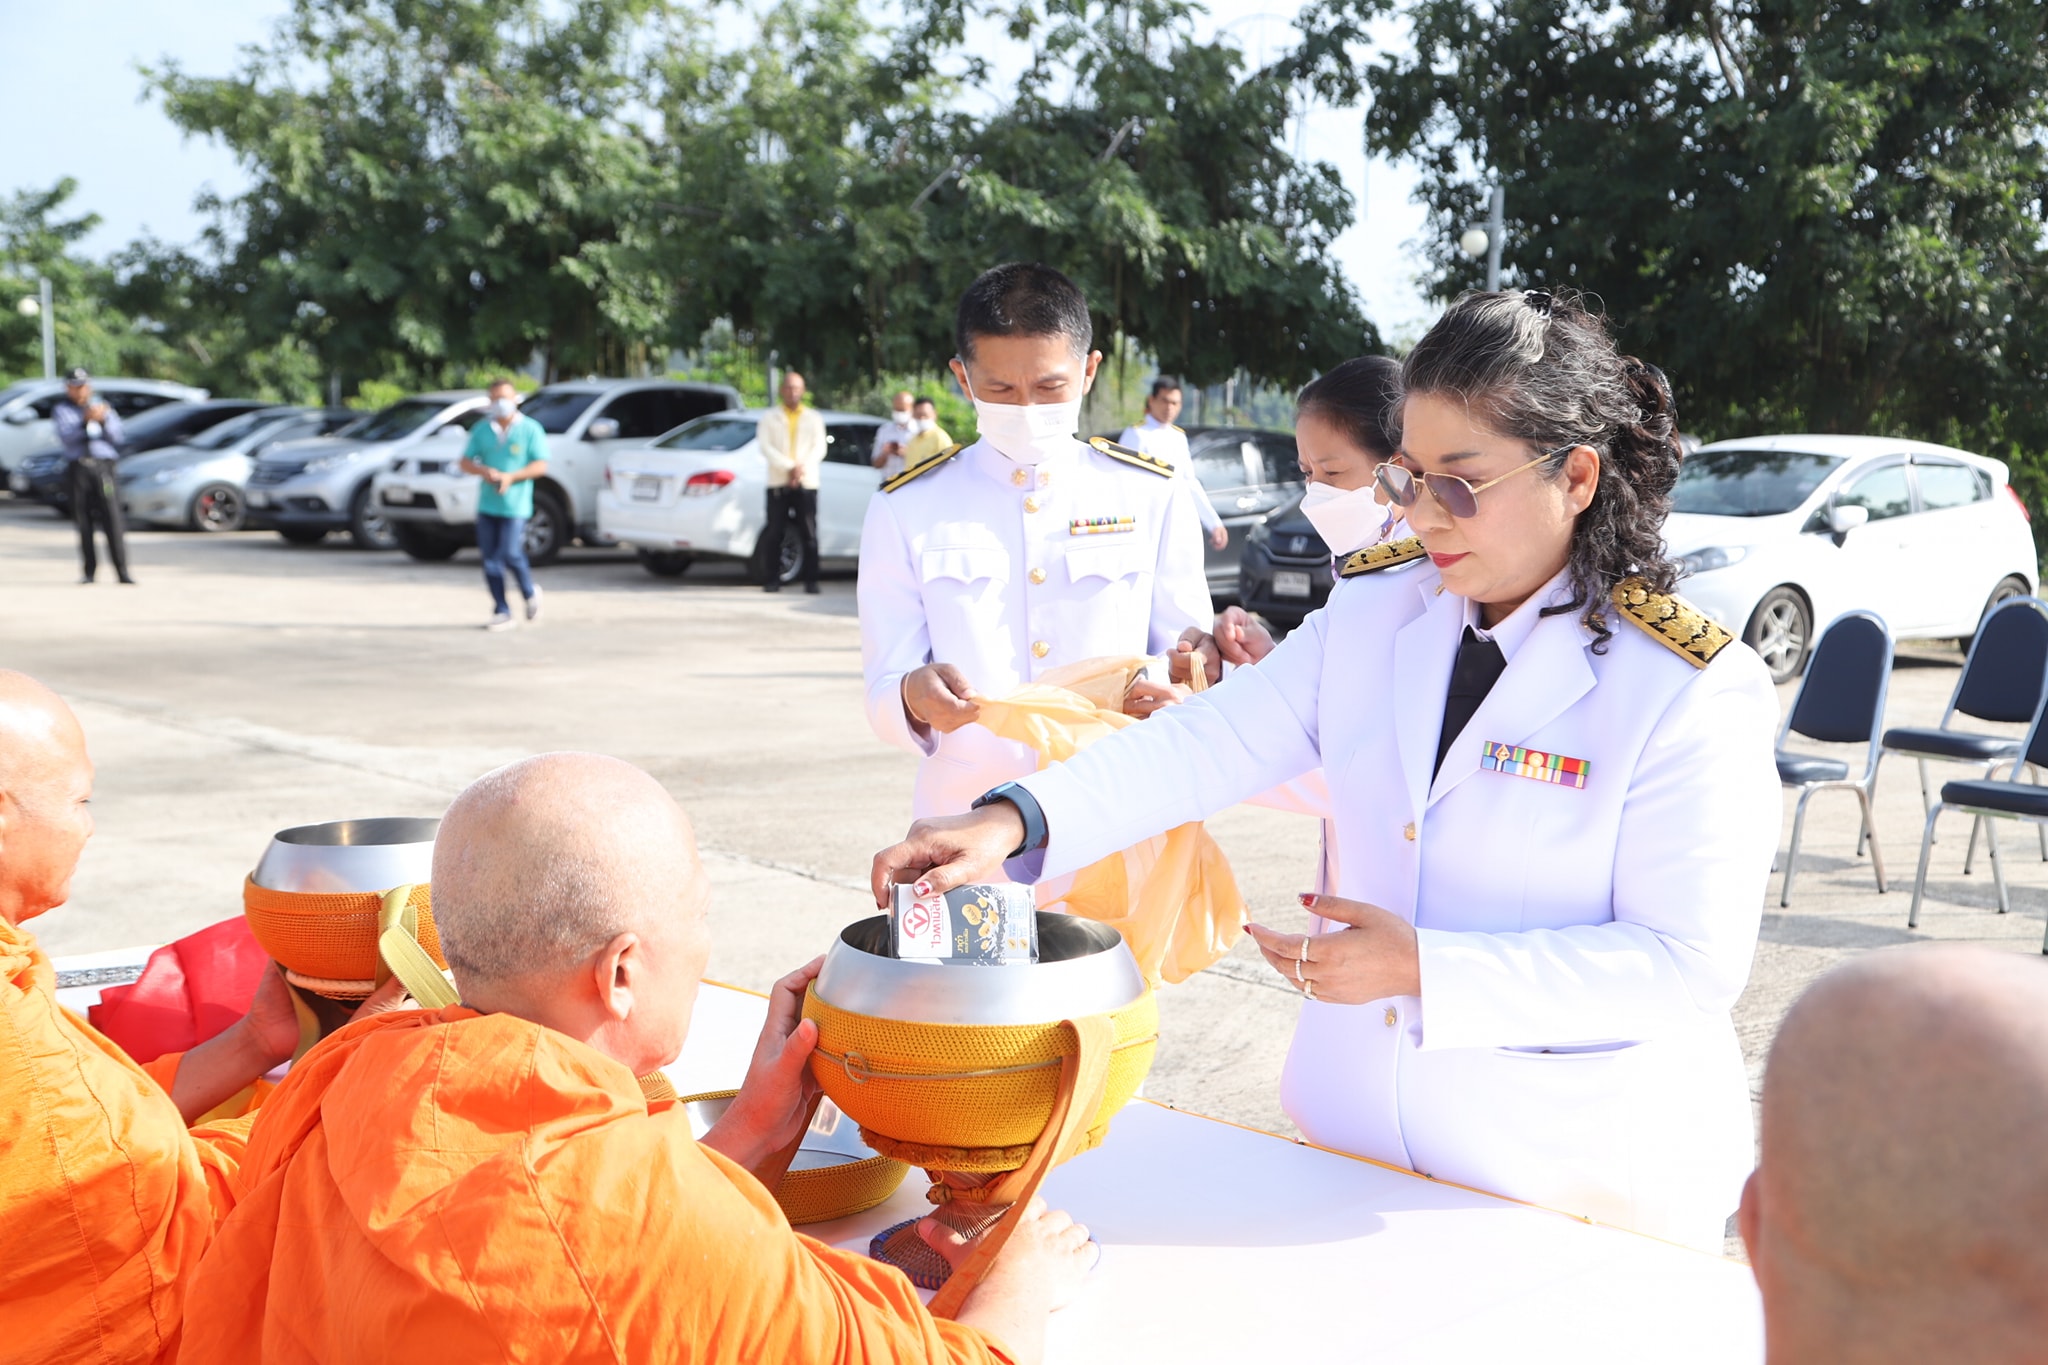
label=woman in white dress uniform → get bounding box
[875,291,1781,1250]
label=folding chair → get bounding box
[1908,677,2048,952]
[1876,595,2048,866]
[1776,611,1893,906]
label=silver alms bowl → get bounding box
[812,913,1146,1027]
[251,817,439,894]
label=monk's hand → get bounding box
[1122,678,1188,718]
[870,807,1023,908]
[1244,893,1421,1006]
[702,957,824,1177]
[901,663,981,735]
[351,975,413,1020]
[240,964,305,1072]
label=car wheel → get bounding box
[524,489,568,565]
[1961,576,2031,654]
[347,483,398,551]
[637,549,693,578]
[1744,587,1812,684]
[190,483,247,533]
[391,522,462,562]
[277,526,327,545]
[745,530,804,586]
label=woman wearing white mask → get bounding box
[876,290,1781,1250]
[855,262,1213,822]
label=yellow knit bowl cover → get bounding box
[242,877,447,981]
[802,986,1158,1163]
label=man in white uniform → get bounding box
[1118,378,1227,551]
[858,262,1213,819]
[871,390,917,480]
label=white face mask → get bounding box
[964,378,1082,466]
[912,417,935,434]
[489,397,519,421]
[892,409,913,426]
[1298,480,1392,557]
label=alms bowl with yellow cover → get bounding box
[802,912,1156,1310]
[243,817,445,1000]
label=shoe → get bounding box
[118,576,136,585]
[803,583,820,595]
[763,584,780,593]
[79,575,94,585]
[485,610,515,632]
[524,588,542,622]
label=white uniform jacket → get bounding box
[1016,559,1781,1248]
[858,437,1214,817]
[1119,416,1222,532]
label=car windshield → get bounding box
[1671,449,1846,517]
[117,403,209,442]
[187,408,290,450]
[0,381,43,409]
[348,399,452,442]
[519,389,600,434]
[655,415,758,451]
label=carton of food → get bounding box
[889,883,1039,964]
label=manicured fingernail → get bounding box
[1240,925,1250,934]
[914,881,932,897]
[1298,893,1318,908]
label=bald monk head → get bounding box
[1741,947,2048,1363]
[0,669,95,926]
[432,752,712,1079]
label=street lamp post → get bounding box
[38,276,53,379]
[1458,185,1506,292]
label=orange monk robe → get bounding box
[178,1006,1018,1365]
[0,917,254,1365]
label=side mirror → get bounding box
[4,407,37,425]
[1829,504,1870,535]
[585,418,620,442]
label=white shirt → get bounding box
[1015,560,1780,1250]
[872,416,917,480]
[1119,415,1222,532]
[857,436,1214,818]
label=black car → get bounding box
[1237,494,1337,630]
[1100,424,1304,602]
[20,399,278,513]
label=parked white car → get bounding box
[0,377,205,485]
[597,408,885,583]
[1666,434,2038,682]
[373,379,741,565]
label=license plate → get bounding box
[382,484,411,504]
[631,475,662,503]
[1273,570,1313,598]
[247,491,270,508]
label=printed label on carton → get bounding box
[890,884,1038,964]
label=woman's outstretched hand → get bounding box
[871,804,1026,907]
[1244,893,1420,1005]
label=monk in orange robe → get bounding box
[179,753,1095,1365]
[0,670,319,1364]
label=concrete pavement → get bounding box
[6,500,2046,1168]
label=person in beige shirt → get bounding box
[756,371,828,593]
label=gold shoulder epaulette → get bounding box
[883,444,963,493]
[1338,537,1427,577]
[1087,435,1174,477]
[1612,576,1732,667]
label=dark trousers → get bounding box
[760,486,819,588]
[475,512,535,613]
[70,459,131,582]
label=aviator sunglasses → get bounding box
[1373,442,1578,519]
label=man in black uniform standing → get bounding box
[50,369,133,584]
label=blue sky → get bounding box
[1,0,1436,340]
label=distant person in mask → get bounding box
[458,378,550,631]
[1119,378,1228,551]
[897,396,952,469]
[856,261,1212,820]
[871,389,917,480]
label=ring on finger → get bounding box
[1303,977,1316,1001]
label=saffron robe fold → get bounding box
[177,1006,1017,1364]
[0,918,250,1365]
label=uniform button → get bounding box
[1028,567,1046,585]
[1023,495,1040,513]
[1011,468,1028,486]
[1384,1007,1398,1028]
[1032,640,1050,658]
[1402,822,1416,842]
[1038,470,1052,486]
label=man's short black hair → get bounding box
[954,263,1093,364]
[913,394,937,408]
[1149,377,1183,399]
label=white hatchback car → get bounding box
[598,408,884,583]
[1665,435,2038,682]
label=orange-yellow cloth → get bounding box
[976,658,1248,984]
[0,917,252,1365]
[177,1006,1018,1364]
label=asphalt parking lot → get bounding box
[8,500,2047,1185]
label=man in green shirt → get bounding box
[459,379,550,630]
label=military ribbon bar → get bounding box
[1481,741,1589,790]
[1069,515,1137,536]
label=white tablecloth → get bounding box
[63,955,1765,1364]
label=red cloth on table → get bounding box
[90,916,272,1063]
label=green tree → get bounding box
[1344,0,2048,496]
[0,181,174,383]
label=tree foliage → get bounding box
[1345,0,2048,493]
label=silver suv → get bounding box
[246,392,486,549]
[373,379,741,564]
